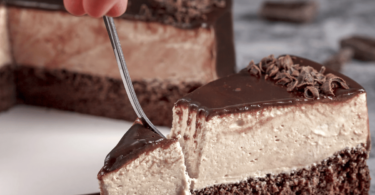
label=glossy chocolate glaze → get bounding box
[176,56,365,119]
[97,120,174,180]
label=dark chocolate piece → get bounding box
[192,145,371,194]
[323,48,354,72]
[15,66,200,127]
[0,65,16,111]
[97,120,174,179]
[259,1,318,23]
[176,56,365,120]
[340,36,375,61]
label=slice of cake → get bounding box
[170,55,371,194]
[0,4,14,110]
[98,119,191,195]
[2,0,235,126]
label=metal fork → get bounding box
[103,16,166,138]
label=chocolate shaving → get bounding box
[287,80,298,92]
[247,60,262,77]
[248,55,350,98]
[304,86,320,98]
[138,0,226,27]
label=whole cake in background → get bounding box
[0,0,235,126]
[99,55,371,194]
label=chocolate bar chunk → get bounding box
[340,36,375,61]
[259,1,318,23]
[323,48,354,72]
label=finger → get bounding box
[106,0,127,17]
[82,0,118,18]
[64,0,85,16]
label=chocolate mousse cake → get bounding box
[98,119,191,195]
[1,0,235,126]
[170,55,371,194]
[0,4,15,111]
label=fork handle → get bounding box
[103,16,166,138]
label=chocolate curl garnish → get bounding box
[283,55,294,70]
[258,61,264,73]
[276,77,293,85]
[276,55,293,70]
[247,54,350,98]
[265,65,279,80]
[319,66,326,74]
[321,73,349,96]
[296,67,315,88]
[273,72,290,80]
[261,54,275,66]
[304,86,320,98]
[290,69,300,77]
[287,80,298,91]
[247,60,262,77]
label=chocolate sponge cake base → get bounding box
[15,66,201,126]
[0,65,16,111]
[192,145,371,195]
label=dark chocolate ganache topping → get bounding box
[176,55,365,120]
[97,120,173,180]
[4,0,231,29]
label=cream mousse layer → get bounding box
[98,121,191,195]
[100,140,191,195]
[8,7,217,84]
[170,93,369,190]
[0,5,11,67]
[169,55,370,191]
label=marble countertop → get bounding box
[0,0,374,194]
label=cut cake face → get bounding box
[170,55,371,193]
[98,120,191,195]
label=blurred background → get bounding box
[0,0,374,194]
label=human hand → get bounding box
[64,0,128,18]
